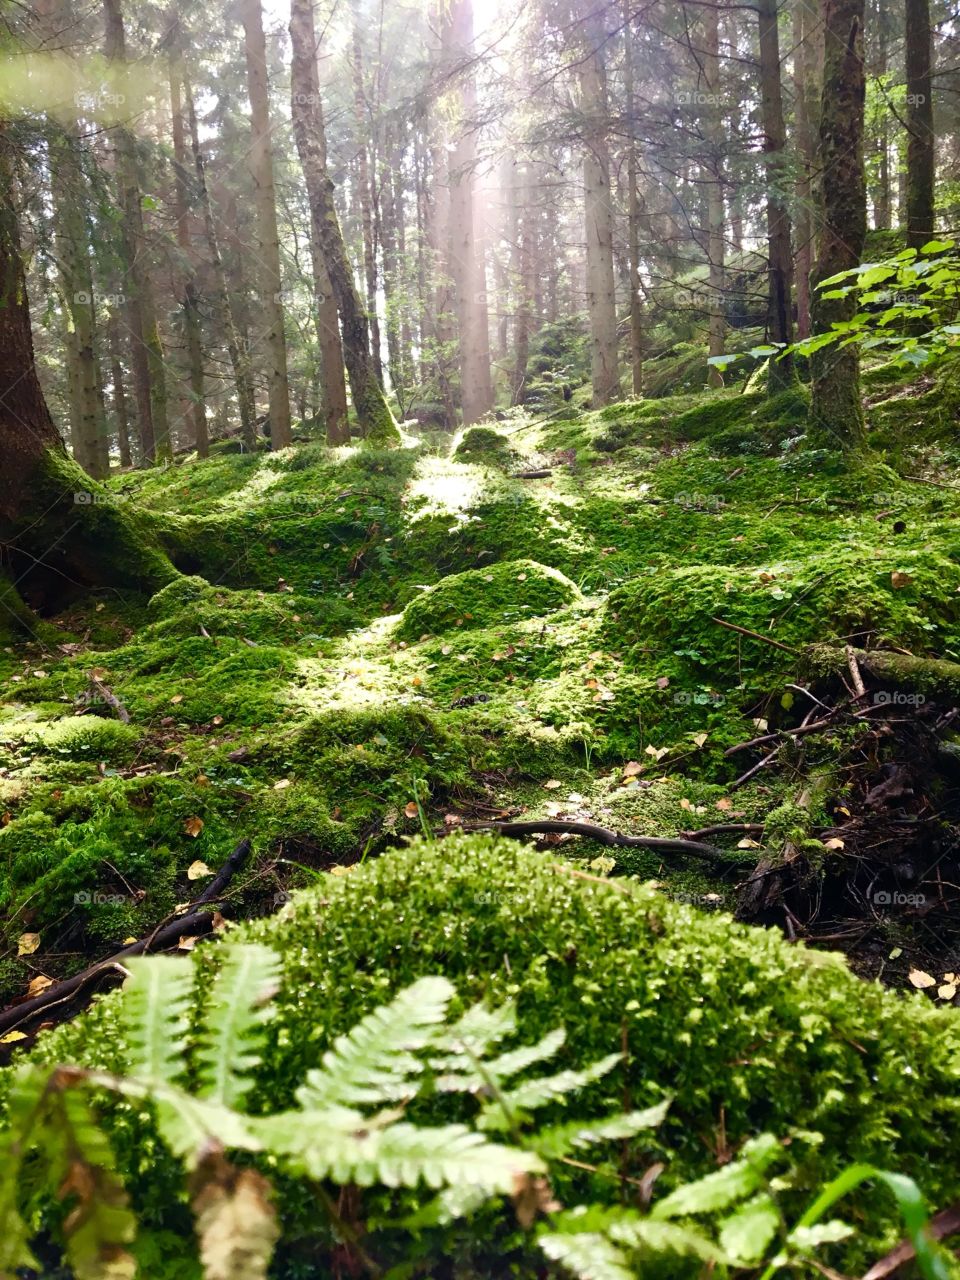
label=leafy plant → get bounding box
[0,948,951,1280]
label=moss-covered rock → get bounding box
[28,716,141,762]
[452,425,518,466]
[396,559,581,639]
[11,834,960,1276]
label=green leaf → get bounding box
[533,1100,671,1160]
[435,1027,566,1092]
[718,1193,781,1263]
[610,1217,725,1262]
[652,1134,781,1218]
[297,976,454,1109]
[121,956,194,1085]
[539,1231,635,1280]
[479,1053,623,1129]
[788,1220,855,1250]
[197,945,281,1109]
[920,239,955,255]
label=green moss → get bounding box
[452,426,518,466]
[13,834,960,1275]
[29,716,141,762]
[396,559,581,640]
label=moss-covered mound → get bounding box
[452,425,518,466]
[396,558,581,639]
[14,834,960,1274]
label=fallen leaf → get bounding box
[824,837,845,850]
[908,968,937,989]
[656,676,670,689]
[443,813,462,826]
[692,732,708,748]
[404,801,419,818]
[543,779,563,790]
[211,715,224,726]
[171,694,184,704]
[27,974,53,997]
[715,798,732,811]
[184,816,205,838]
[273,779,292,790]
[178,935,199,951]
[17,933,40,956]
[622,761,643,777]
[187,859,213,880]
[891,571,913,589]
[737,838,761,849]
[0,1031,28,1044]
[938,983,957,1001]
[888,946,903,960]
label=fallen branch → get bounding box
[459,819,739,862]
[729,746,781,790]
[681,822,765,840]
[0,838,252,1040]
[724,716,838,757]
[89,676,130,724]
[861,1202,960,1280]
[710,616,798,655]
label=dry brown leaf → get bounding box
[17,932,40,956]
[824,837,845,850]
[938,983,957,1001]
[692,732,708,748]
[178,935,199,951]
[404,801,419,818]
[622,761,643,777]
[184,816,205,838]
[891,571,913,589]
[909,968,937,989]
[190,1150,279,1280]
[187,859,213,880]
[715,798,732,811]
[27,974,53,997]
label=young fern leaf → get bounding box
[428,998,518,1070]
[538,1231,635,1280]
[196,944,281,1108]
[120,955,194,1085]
[434,1027,567,1092]
[296,976,454,1108]
[533,1098,671,1160]
[478,1052,624,1131]
[650,1133,782,1219]
[0,1128,38,1273]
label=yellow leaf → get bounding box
[692,732,708,748]
[27,974,53,997]
[824,837,845,850]
[909,969,937,989]
[273,779,292,790]
[17,932,40,956]
[184,816,205,838]
[0,1031,28,1044]
[737,837,761,849]
[329,865,354,876]
[938,983,957,1001]
[187,859,213,880]
[171,693,184,704]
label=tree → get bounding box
[809,0,867,452]
[904,0,934,249]
[289,0,350,445]
[622,0,643,397]
[288,0,399,444]
[0,124,173,625]
[702,1,726,390]
[577,0,619,406]
[757,0,795,391]
[240,0,292,448]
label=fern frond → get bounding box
[479,1052,623,1130]
[609,1217,725,1262]
[120,956,194,1085]
[402,1182,491,1229]
[0,1125,38,1273]
[257,1112,542,1190]
[197,945,281,1108]
[296,976,454,1108]
[650,1133,781,1219]
[435,1028,567,1092]
[533,1099,671,1160]
[428,998,518,1069]
[153,1093,263,1163]
[190,1149,279,1280]
[43,1087,137,1280]
[538,1231,635,1280]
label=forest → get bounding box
[3,0,960,1275]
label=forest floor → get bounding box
[5,358,960,1035]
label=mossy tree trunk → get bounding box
[791,0,820,340]
[904,0,934,250]
[0,126,175,624]
[702,2,726,391]
[757,0,796,393]
[623,0,644,398]
[288,0,399,445]
[808,0,867,453]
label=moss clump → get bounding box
[14,834,960,1276]
[29,716,141,763]
[396,559,581,639]
[452,426,517,466]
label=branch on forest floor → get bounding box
[458,819,748,863]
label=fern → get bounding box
[479,1051,624,1130]
[532,1099,671,1160]
[120,955,194,1085]
[650,1132,782,1218]
[538,1230,635,1280]
[196,945,281,1107]
[296,975,454,1108]
[434,1027,567,1092]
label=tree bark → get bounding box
[792,0,820,339]
[289,0,350,445]
[809,0,867,452]
[240,0,292,448]
[703,1,726,389]
[511,159,535,405]
[442,0,495,424]
[904,0,935,249]
[106,306,132,467]
[288,0,399,443]
[350,22,384,386]
[168,29,208,458]
[757,0,795,391]
[622,0,643,397]
[0,126,173,620]
[578,1,619,406]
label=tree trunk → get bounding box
[904,0,935,249]
[289,0,350,445]
[809,0,867,452]
[350,22,384,386]
[107,306,133,467]
[443,0,495,424]
[168,32,208,458]
[703,1,726,389]
[792,0,820,340]
[578,2,619,406]
[0,127,173,620]
[288,0,399,444]
[240,0,292,448]
[870,0,891,229]
[622,0,643,397]
[757,0,795,392]
[511,159,535,406]
[184,81,257,450]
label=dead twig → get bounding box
[459,819,736,862]
[710,616,797,654]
